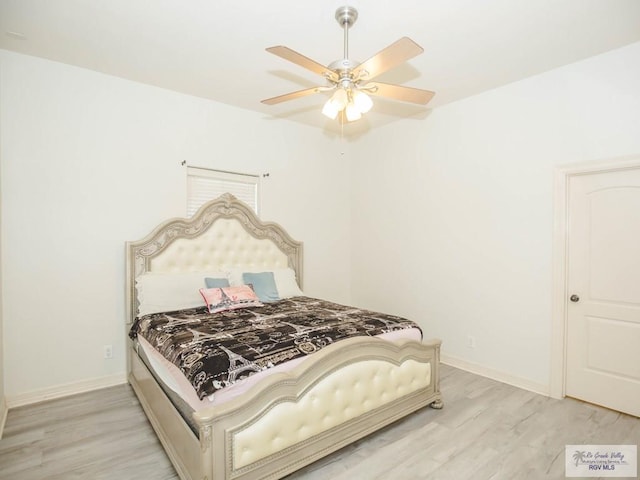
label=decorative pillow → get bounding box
[199,285,263,314]
[242,272,279,303]
[136,271,228,316]
[204,277,231,289]
[228,268,303,299]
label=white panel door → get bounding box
[566,167,640,417]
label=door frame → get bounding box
[550,154,640,399]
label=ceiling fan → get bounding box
[261,6,435,123]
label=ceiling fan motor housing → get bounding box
[328,58,358,73]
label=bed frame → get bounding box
[125,193,443,480]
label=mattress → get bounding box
[137,325,422,413]
[135,336,200,435]
[132,296,424,413]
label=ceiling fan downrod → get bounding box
[335,6,358,61]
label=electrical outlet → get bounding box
[466,335,476,349]
[104,345,113,359]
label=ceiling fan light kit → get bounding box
[261,5,435,124]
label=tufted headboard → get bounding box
[125,193,303,325]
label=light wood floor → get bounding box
[1,365,638,479]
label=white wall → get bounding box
[0,50,351,401]
[350,41,640,392]
[2,39,639,403]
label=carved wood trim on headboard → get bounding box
[125,193,303,325]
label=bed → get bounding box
[125,193,443,480]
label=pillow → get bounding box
[272,268,304,298]
[136,271,228,316]
[242,272,279,303]
[204,277,231,289]
[199,285,263,314]
[228,268,303,299]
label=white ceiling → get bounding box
[1,0,640,136]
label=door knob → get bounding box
[570,294,580,303]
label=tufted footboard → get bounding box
[194,336,442,480]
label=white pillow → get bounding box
[136,271,228,316]
[228,268,303,299]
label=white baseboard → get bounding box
[6,373,127,409]
[441,354,550,397]
[0,396,7,439]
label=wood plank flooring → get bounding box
[1,365,638,479]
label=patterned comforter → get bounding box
[130,296,422,400]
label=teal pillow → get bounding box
[242,272,279,303]
[204,277,230,288]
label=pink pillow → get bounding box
[199,285,263,314]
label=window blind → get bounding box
[186,167,259,217]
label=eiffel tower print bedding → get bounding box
[129,296,422,400]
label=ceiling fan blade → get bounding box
[266,46,338,82]
[261,87,321,105]
[366,82,435,105]
[353,37,424,81]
